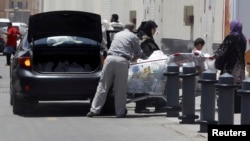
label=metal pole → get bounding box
[178,63,199,124]
[164,63,181,117]
[215,73,238,125]
[196,70,218,132]
[237,78,250,125]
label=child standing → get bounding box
[192,38,206,95]
[192,38,206,75]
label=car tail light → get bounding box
[18,57,32,68]
[24,85,30,91]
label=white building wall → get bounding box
[162,0,196,40]
[213,0,225,44]
[161,0,224,54]
[42,0,96,12]
[134,0,144,27]
[40,0,226,54]
[199,0,225,53]
[41,0,137,26]
[231,0,250,48]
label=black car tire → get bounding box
[89,86,116,115]
[100,86,115,115]
[101,95,115,115]
[10,94,13,106]
[10,78,14,106]
[13,94,27,115]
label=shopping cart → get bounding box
[126,52,209,104]
[126,57,168,103]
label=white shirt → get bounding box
[110,22,124,31]
[192,49,206,72]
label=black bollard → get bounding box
[164,63,181,117]
[196,70,218,132]
[237,78,250,125]
[215,73,238,125]
[178,63,199,124]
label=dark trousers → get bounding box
[6,53,11,65]
[5,49,15,65]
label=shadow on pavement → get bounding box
[17,101,166,118]
[20,101,91,117]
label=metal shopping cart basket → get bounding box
[126,52,207,103]
[126,57,168,103]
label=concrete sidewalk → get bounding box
[126,94,241,141]
[166,95,241,138]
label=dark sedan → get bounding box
[10,11,108,115]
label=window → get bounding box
[17,2,23,9]
[9,1,14,8]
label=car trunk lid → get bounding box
[27,11,102,43]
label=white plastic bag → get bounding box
[127,50,169,94]
[204,59,216,71]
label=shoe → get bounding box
[5,64,10,66]
[86,111,99,117]
[154,106,167,113]
[154,108,166,113]
[117,109,127,118]
[134,109,150,113]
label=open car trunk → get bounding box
[32,45,102,73]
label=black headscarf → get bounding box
[137,20,159,59]
[142,20,158,38]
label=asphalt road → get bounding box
[0,54,207,141]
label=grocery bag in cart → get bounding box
[127,51,169,94]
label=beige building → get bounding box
[0,0,40,24]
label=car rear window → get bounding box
[0,22,9,28]
[33,36,99,47]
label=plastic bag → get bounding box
[127,50,168,94]
[204,59,216,71]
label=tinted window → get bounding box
[0,22,9,28]
[33,36,99,47]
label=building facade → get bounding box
[21,0,250,54]
[40,0,227,54]
[0,0,40,24]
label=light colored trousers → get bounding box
[90,55,129,116]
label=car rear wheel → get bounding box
[89,88,115,115]
[101,95,115,115]
[10,94,13,106]
[13,94,27,115]
[101,86,115,115]
[9,79,14,106]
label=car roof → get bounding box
[28,10,102,43]
[12,22,28,27]
[0,18,10,22]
